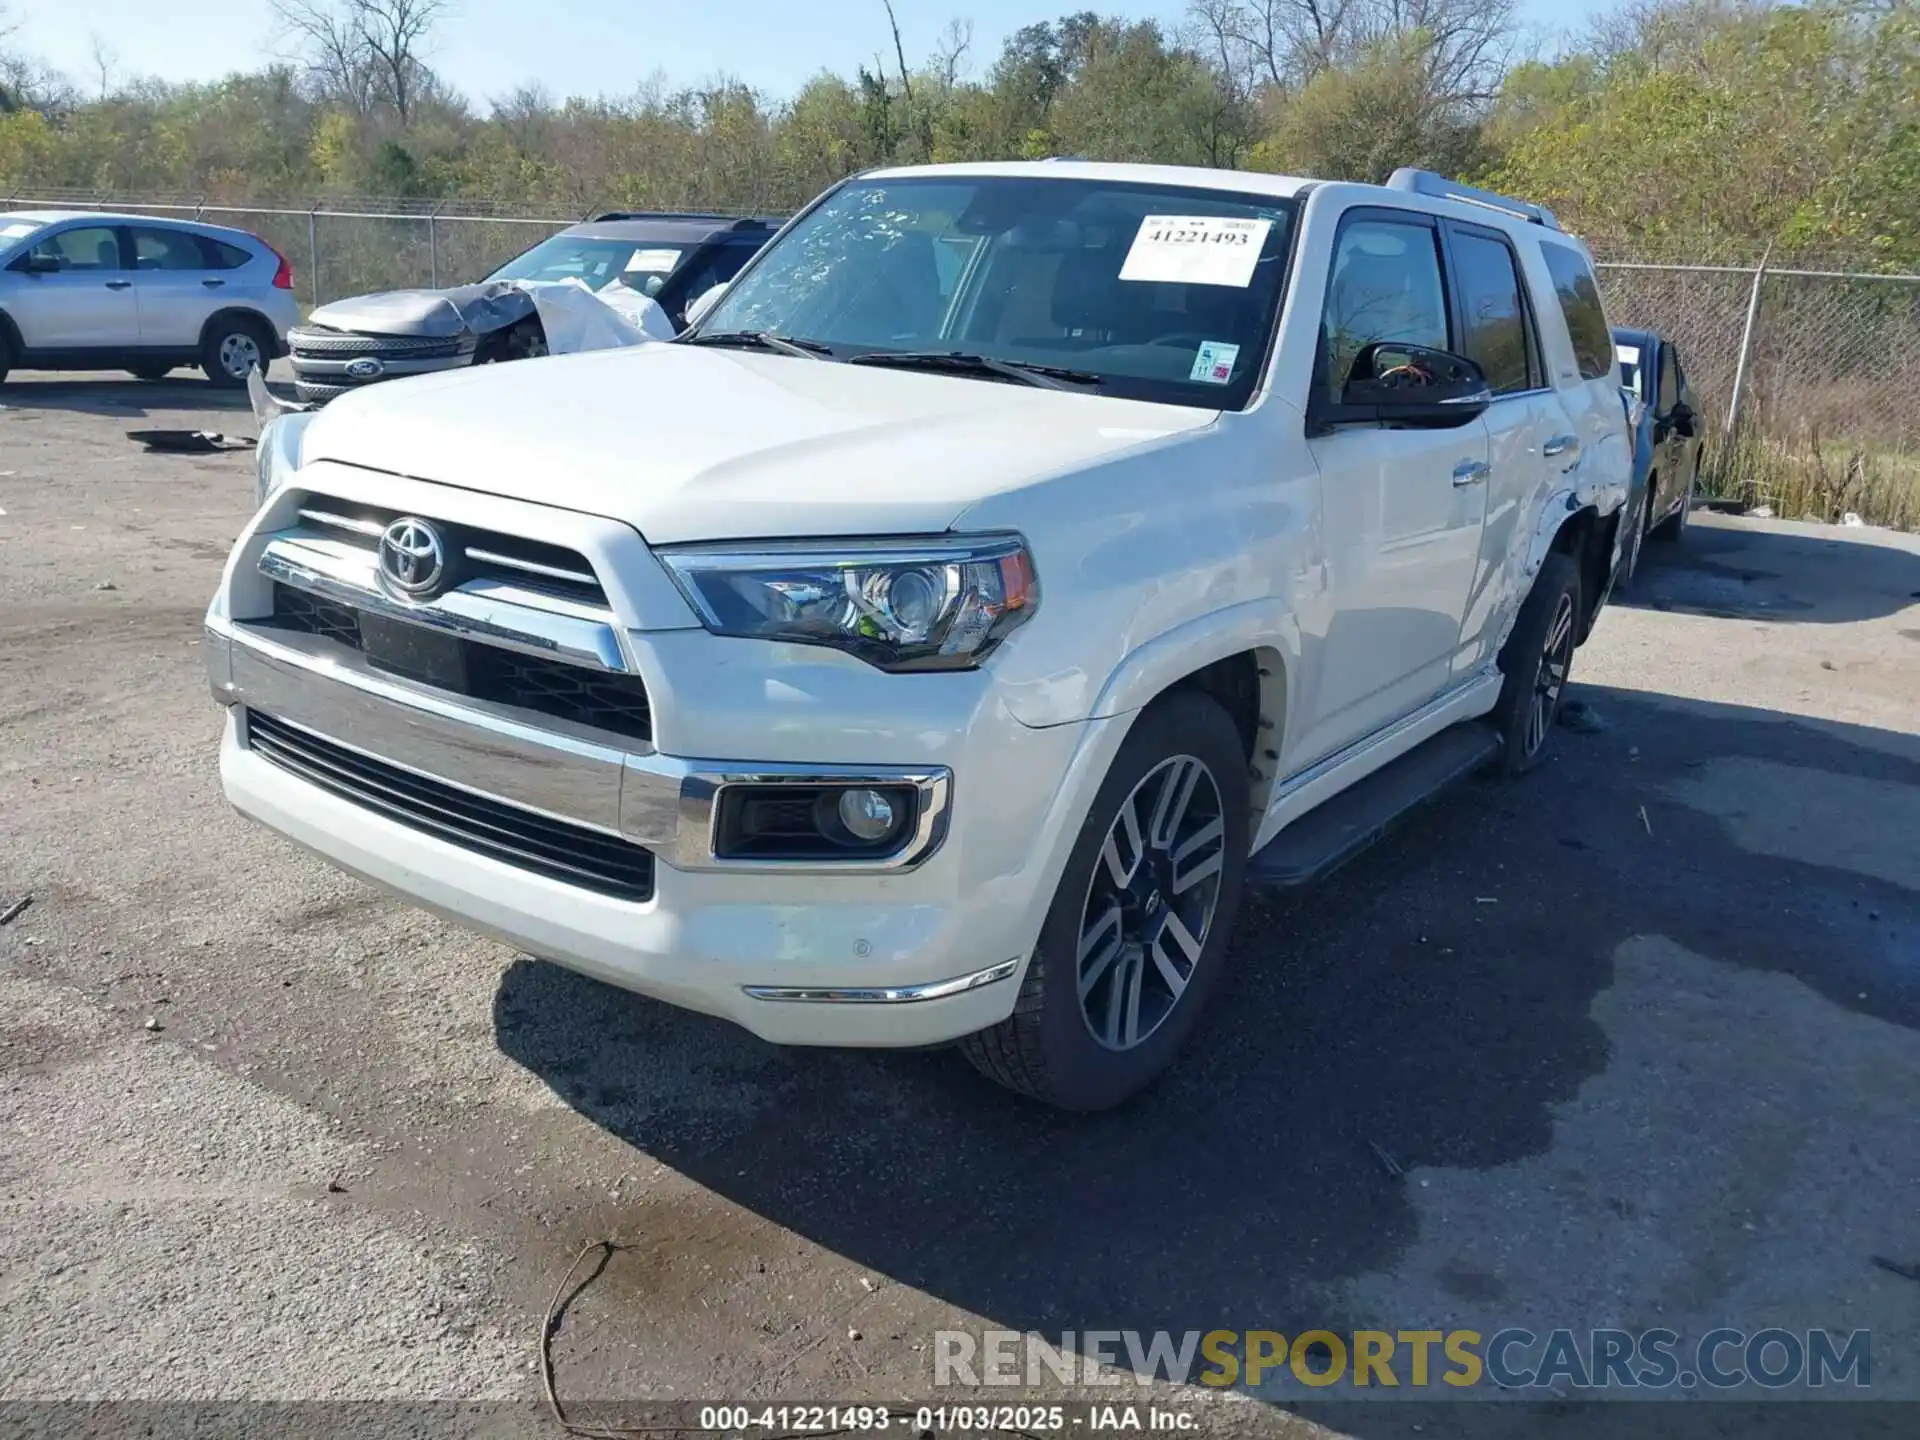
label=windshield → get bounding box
[697,175,1297,409]
[486,235,686,294]
[0,217,46,249]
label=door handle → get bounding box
[105,279,133,290]
[1543,434,1578,457]
[201,278,225,288]
[1452,458,1490,486]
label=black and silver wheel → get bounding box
[201,317,270,388]
[960,691,1250,1110]
[1489,551,1581,775]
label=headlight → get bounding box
[659,535,1039,671]
[254,411,315,507]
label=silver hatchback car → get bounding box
[0,211,301,387]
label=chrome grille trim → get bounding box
[297,507,385,538]
[463,546,598,589]
[278,494,609,608]
[208,621,955,875]
[245,709,656,902]
[259,538,630,672]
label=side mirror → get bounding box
[1670,403,1697,439]
[683,282,728,329]
[1339,343,1492,428]
[17,253,60,275]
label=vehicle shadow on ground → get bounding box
[1621,517,1920,625]
[493,683,1919,1432]
[0,374,257,418]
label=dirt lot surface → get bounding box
[2,370,1917,1439]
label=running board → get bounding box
[1248,723,1500,888]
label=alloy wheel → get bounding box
[1076,754,1228,1051]
[1525,593,1577,757]
[219,331,262,379]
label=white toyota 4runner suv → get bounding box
[207,161,1630,1110]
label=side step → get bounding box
[1247,723,1501,888]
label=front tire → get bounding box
[960,691,1250,1110]
[200,317,272,388]
[1489,551,1581,775]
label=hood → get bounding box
[298,345,1217,544]
[303,281,537,339]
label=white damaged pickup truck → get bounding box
[207,161,1630,1110]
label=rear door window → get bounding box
[1446,224,1539,394]
[1539,242,1612,381]
[1657,344,1679,412]
[131,227,212,271]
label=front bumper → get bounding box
[206,618,1120,1047]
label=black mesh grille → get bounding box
[467,647,653,738]
[245,711,655,902]
[265,584,651,743]
[270,585,362,646]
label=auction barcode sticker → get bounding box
[1120,215,1272,288]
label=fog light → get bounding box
[836,787,898,842]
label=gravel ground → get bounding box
[2,370,1917,1440]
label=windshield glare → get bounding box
[700,176,1297,408]
[487,236,684,294]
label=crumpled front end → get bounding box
[288,280,670,404]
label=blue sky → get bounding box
[18,0,1606,105]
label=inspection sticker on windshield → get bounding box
[1190,341,1240,384]
[625,248,682,273]
[1121,215,1271,287]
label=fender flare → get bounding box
[1087,598,1298,725]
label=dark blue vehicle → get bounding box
[1612,326,1706,582]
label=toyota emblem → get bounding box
[378,516,447,599]
[345,357,385,379]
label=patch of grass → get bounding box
[1702,426,1920,531]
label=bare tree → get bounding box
[270,0,449,121]
[87,30,117,100]
[879,0,916,115]
[357,0,451,123]
[272,0,376,112]
[933,17,974,90]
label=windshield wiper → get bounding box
[680,330,834,360]
[846,350,1104,391]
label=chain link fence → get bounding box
[7,190,1918,527]
[1592,259,1920,529]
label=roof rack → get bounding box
[588,211,781,229]
[1386,169,1562,231]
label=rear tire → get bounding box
[1651,454,1696,542]
[960,691,1250,1110]
[200,317,272,388]
[1488,552,1581,776]
[129,363,173,382]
